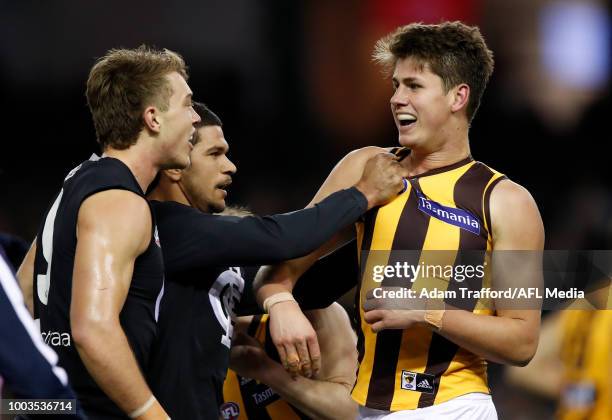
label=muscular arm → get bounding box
[253,147,394,376]
[254,147,387,302]
[232,303,358,420]
[154,186,367,274]
[70,190,167,419]
[434,180,543,366]
[16,240,36,316]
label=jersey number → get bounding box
[37,190,64,306]
[36,162,82,306]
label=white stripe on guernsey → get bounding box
[154,279,164,322]
[0,256,69,386]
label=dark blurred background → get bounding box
[0,1,610,418]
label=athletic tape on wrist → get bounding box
[263,292,296,313]
[129,395,156,419]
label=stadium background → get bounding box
[0,0,609,419]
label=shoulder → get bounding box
[309,146,396,205]
[76,190,153,255]
[65,158,144,206]
[489,179,544,249]
[490,179,538,210]
[339,146,394,168]
[79,190,152,232]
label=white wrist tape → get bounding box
[263,292,296,313]
[129,395,156,419]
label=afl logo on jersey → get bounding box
[154,226,161,248]
[219,402,240,419]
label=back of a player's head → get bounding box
[373,21,494,122]
[86,45,188,150]
[192,101,223,145]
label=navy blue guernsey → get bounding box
[147,187,367,420]
[33,156,164,419]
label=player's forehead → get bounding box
[196,125,229,151]
[392,57,433,81]
[165,71,192,100]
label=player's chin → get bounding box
[161,154,190,170]
[210,199,226,214]
[175,156,190,171]
[397,134,417,148]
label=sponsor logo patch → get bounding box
[219,402,240,419]
[416,190,480,235]
[41,330,71,347]
[401,370,436,394]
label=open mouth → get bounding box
[216,179,232,193]
[397,114,417,127]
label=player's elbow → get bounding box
[323,404,358,420]
[317,385,358,420]
[334,398,358,420]
[71,316,117,352]
[506,335,539,367]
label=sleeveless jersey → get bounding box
[221,315,308,420]
[353,149,506,411]
[33,156,164,418]
[558,310,612,420]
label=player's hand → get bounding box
[362,287,427,332]
[268,300,320,378]
[355,153,408,210]
[229,332,275,382]
[363,308,427,332]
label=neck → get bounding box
[147,176,193,208]
[104,141,159,192]
[402,123,471,177]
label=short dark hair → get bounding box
[192,102,223,145]
[86,45,188,150]
[373,21,494,122]
[193,102,222,128]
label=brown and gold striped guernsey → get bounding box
[221,315,309,420]
[352,148,506,411]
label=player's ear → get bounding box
[450,83,470,114]
[143,106,161,133]
[164,168,183,182]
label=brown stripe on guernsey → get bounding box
[417,162,494,408]
[353,188,411,406]
[393,163,471,409]
[483,175,507,239]
[366,178,430,409]
[247,314,264,337]
[355,208,380,365]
